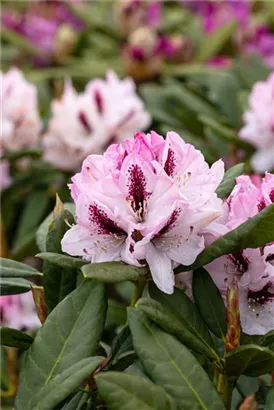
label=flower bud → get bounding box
[225,277,241,352]
[122,26,162,81]
[54,24,77,64]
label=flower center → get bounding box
[229,252,249,274]
[248,282,274,306]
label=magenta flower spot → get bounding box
[164,148,176,177]
[229,252,249,274]
[89,204,125,236]
[248,283,274,306]
[78,111,92,134]
[94,90,104,115]
[127,164,149,216]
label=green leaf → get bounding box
[209,73,241,128]
[216,164,245,199]
[0,278,32,295]
[36,202,75,253]
[36,252,88,269]
[28,357,103,410]
[0,346,10,390]
[260,330,274,348]
[60,391,89,410]
[225,345,274,377]
[198,115,252,151]
[96,372,176,410]
[197,21,237,62]
[149,283,214,350]
[105,299,127,328]
[0,327,33,350]
[43,209,77,312]
[108,326,135,371]
[128,308,225,410]
[0,257,42,278]
[192,268,227,339]
[137,297,218,360]
[175,204,274,272]
[1,28,42,56]
[14,189,50,251]
[15,280,107,410]
[82,261,149,283]
[265,387,274,410]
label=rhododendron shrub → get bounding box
[2,130,274,410]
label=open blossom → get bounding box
[1,68,41,152]
[239,72,274,172]
[0,292,40,330]
[182,0,249,34]
[62,131,224,294]
[204,174,274,335]
[43,71,151,171]
[244,26,274,70]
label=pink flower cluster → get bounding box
[0,292,40,331]
[239,72,274,173]
[62,131,225,294]
[43,71,151,171]
[183,0,249,34]
[0,68,41,152]
[2,1,83,64]
[205,174,274,335]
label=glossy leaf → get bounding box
[210,73,241,128]
[149,283,214,348]
[265,387,274,410]
[225,345,274,377]
[15,280,107,410]
[37,252,88,269]
[82,261,148,282]
[43,209,77,311]
[0,277,32,295]
[0,257,42,278]
[28,357,103,410]
[14,189,50,251]
[197,21,237,62]
[137,297,218,360]
[216,163,245,199]
[193,268,227,339]
[128,308,225,410]
[0,327,33,350]
[175,204,274,272]
[96,371,176,410]
[36,203,75,253]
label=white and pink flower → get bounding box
[43,71,151,171]
[239,72,274,173]
[1,68,41,152]
[62,131,225,294]
[204,174,274,335]
[0,292,40,331]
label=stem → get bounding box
[130,279,146,307]
[214,369,233,410]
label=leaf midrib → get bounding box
[139,314,218,410]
